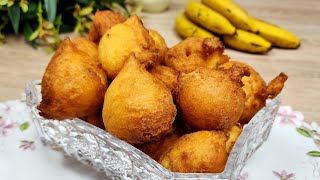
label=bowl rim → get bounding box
[25,80,281,180]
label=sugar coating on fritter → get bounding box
[102,55,176,144]
[164,37,229,73]
[38,38,108,120]
[159,130,228,173]
[221,61,288,124]
[176,65,249,131]
[88,10,126,44]
[98,15,159,79]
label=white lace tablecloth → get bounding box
[0,100,319,180]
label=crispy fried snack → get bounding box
[221,61,288,124]
[149,65,179,94]
[38,38,108,119]
[88,10,126,44]
[99,15,159,79]
[71,37,98,60]
[176,65,249,130]
[164,37,229,73]
[224,124,242,153]
[148,29,168,64]
[135,126,182,161]
[102,55,176,144]
[159,130,228,173]
[81,110,105,130]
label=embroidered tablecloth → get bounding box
[0,100,319,180]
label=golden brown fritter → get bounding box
[164,37,229,73]
[149,65,179,94]
[38,38,108,120]
[159,130,228,173]
[264,72,288,99]
[99,15,159,79]
[135,126,182,162]
[224,124,242,153]
[102,55,176,144]
[176,65,249,131]
[221,61,288,124]
[82,110,105,130]
[71,37,99,60]
[88,10,126,44]
[148,29,168,65]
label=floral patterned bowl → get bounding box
[25,80,280,180]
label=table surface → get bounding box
[0,0,319,123]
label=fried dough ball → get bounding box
[71,37,98,59]
[159,130,228,173]
[38,38,108,119]
[88,10,126,44]
[99,15,159,79]
[82,110,105,130]
[135,126,182,161]
[176,66,249,131]
[149,65,179,94]
[224,124,242,153]
[164,37,229,73]
[103,55,176,144]
[148,29,168,64]
[221,61,288,124]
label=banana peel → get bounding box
[254,18,300,48]
[223,29,271,54]
[175,13,219,40]
[185,1,236,35]
[202,0,257,32]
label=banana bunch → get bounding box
[175,0,300,54]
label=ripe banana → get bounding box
[254,18,300,48]
[185,1,236,35]
[202,0,257,32]
[175,13,219,40]
[223,29,271,54]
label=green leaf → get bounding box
[296,128,312,138]
[21,2,37,20]
[23,22,32,40]
[54,14,62,33]
[307,151,320,157]
[19,122,30,131]
[8,3,20,34]
[79,6,93,16]
[76,0,91,5]
[44,0,57,22]
[8,2,20,34]
[29,29,39,41]
[23,23,37,48]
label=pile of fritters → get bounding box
[38,11,288,173]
